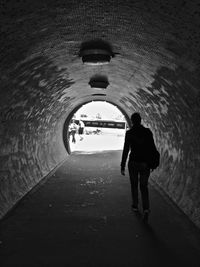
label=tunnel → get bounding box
[1,0,200,252]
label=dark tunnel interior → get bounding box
[0,0,200,229]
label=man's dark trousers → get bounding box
[128,161,150,211]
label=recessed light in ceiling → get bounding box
[91,93,106,96]
[89,75,109,89]
[81,49,112,64]
[80,39,114,65]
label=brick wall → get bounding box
[0,0,200,227]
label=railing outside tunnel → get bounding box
[73,119,126,129]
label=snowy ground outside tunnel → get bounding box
[69,129,125,153]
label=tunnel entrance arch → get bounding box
[63,100,131,154]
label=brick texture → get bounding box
[0,0,200,227]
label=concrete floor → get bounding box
[1,150,200,267]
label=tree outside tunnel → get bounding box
[63,101,128,154]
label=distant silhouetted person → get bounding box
[69,119,78,143]
[121,112,159,222]
[78,120,85,141]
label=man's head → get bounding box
[131,112,141,125]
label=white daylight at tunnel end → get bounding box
[67,101,127,153]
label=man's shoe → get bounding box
[131,205,139,212]
[143,210,149,222]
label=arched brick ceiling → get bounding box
[0,0,200,227]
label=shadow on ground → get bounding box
[1,151,200,267]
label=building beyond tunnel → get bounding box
[0,0,200,228]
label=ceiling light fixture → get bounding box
[80,39,114,65]
[89,75,109,89]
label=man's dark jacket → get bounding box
[121,124,157,170]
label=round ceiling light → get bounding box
[89,75,109,89]
[81,49,112,64]
[80,39,114,65]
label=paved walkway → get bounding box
[1,150,200,267]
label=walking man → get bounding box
[69,119,78,143]
[121,112,158,222]
[78,120,85,141]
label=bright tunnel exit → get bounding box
[67,101,127,153]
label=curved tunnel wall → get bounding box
[0,0,200,227]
